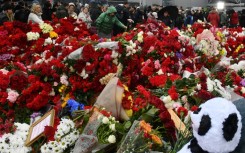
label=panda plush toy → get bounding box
[178,97,242,153]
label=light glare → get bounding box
[217,1,225,10]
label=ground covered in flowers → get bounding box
[0,18,244,152]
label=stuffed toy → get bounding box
[178,97,242,153]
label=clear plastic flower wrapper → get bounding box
[73,111,105,153]
[117,120,164,153]
[73,77,130,153]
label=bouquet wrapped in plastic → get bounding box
[117,120,163,153]
[73,77,129,153]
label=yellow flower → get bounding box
[220,48,227,56]
[50,31,58,38]
[123,85,129,91]
[125,109,133,117]
[235,45,241,53]
[151,134,163,146]
[128,96,132,101]
[62,94,70,108]
[59,85,66,93]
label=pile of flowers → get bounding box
[0,17,244,152]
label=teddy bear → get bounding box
[178,97,243,153]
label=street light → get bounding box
[217,1,225,10]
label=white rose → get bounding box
[102,117,109,124]
[109,124,116,131]
[108,135,116,143]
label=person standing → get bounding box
[0,4,14,25]
[68,3,77,19]
[220,11,227,27]
[42,1,52,21]
[207,7,220,27]
[230,9,239,28]
[14,1,30,23]
[78,7,92,28]
[184,10,194,26]
[56,2,68,19]
[28,3,43,24]
[161,11,172,27]
[240,9,245,27]
[96,6,127,39]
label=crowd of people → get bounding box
[0,0,245,38]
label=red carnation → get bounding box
[137,85,151,98]
[44,126,56,141]
[191,105,199,112]
[168,86,179,101]
[149,75,167,87]
[177,107,188,117]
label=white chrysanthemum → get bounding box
[108,135,116,143]
[0,123,31,153]
[26,32,40,41]
[39,23,54,34]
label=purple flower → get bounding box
[0,54,12,61]
[240,79,245,87]
[176,52,183,59]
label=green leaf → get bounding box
[116,123,125,134]
[123,121,132,130]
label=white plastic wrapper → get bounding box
[229,60,245,72]
[67,46,84,60]
[94,77,129,121]
[95,41,119,50]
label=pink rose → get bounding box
[196,29,215,43]
[7,90,19,103]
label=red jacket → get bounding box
[230,12,239,25]
[207,11,220,27]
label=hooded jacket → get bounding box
[96,6,125,34]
